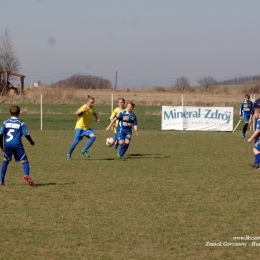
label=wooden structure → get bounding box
[0,70,25,96]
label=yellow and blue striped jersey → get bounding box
[75,104,95,130]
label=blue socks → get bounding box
[120,143,129,157]
[23,161,30,176]
[255,154,260,164]
[118,144,122,154]
[1,160,9,183]
[0,160,30,183]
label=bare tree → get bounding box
[197,75,217,92]
[53,74,112,89]
[0,29,21,95]
[174,76,190,92]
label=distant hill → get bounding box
[217,74,260,85]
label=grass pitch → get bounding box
[0,105,260,259]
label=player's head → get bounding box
[126,101,135,112]
[87,95,95,107]
[118,97,125,108]
[245,94,250,101]
[10,106,20,117]
[255,108,260,118]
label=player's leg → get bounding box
[67,129,83,160]
[14,147,34,186]
[0,158,9,185]
[116,133,125,157]
[22,160,34,186]
[241,115,249,138]
[249,142,260,168]
[0,147,13,185]
[82,129,96,157]
[114,131,123,154]
[114,132,119,149]
[119,134,131,159]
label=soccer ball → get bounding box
[106,137,115,147]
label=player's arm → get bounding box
[76,105,89,117]
[25,135,35,146]
[133,118,138,135]
[106,117,117,131]
[0,134,3,150]
[93,112,100,123]
[239,102,243,119]
[248,130,260,143]
[133,125,138,135]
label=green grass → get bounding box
[0,105,259,259]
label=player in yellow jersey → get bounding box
[110,97,125,154]
[67,95,100,160]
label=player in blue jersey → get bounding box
[239,94,253,138]
[0,106,35,186]
[106,101,138,159]
[248,108,260,169]
[253,95,260,142]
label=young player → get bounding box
[253,94,260,142]
[239,94,253,138]
[67,95,100,160]
[106,101,138,159]
[0,106,35,186]
[109,97,126,153]
[248,108,260,169]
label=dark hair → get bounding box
[128,101,135,108]
[10,106,20,116]
[118,97,125,103]
[87,95,95,101]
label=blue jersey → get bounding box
[116,110,138,134]
[254,118,260,150]
[240,100,253,117]
[256,118,260,131]
[254,98,260,109]
[0,117,30,149]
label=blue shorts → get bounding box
[4,146,28,162]
[118,132,132,141]
[73,128,95,142]
[254,139,260,151]
[243,114,251,123]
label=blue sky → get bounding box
[1,0,260,87]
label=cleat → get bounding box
[67,154,72,161]
[249,163,259,169]
[120,156,125,159]
[117,152,120,158]
[82,150,90,157]
[23,175,34,186]
[241,133,245,138]
[0,182,5,186]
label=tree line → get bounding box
[217,75,260,85]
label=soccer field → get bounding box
[0,104,260,259]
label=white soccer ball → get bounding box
[106,137,115,147]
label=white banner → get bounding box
[162,106,233,131]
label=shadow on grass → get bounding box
[71,154,170,161]
[34,181,76,187]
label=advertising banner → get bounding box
[162,106,233,131]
